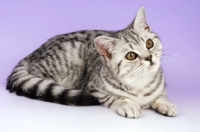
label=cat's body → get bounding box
[7,7,178,118]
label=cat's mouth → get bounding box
[148,60,156,69]
[150,61,154,66]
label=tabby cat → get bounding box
[7,7,178,118]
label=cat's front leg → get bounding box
[103,97,141,118]
[116,100,141,118]
[151,97,178,117]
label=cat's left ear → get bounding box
[94,36,117,60]
[131,6,150,31]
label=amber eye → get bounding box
[146,39,154,49]
[125,52,137,60]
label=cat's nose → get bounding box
[145,55,152,61]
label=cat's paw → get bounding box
[117,103,141,118]
[152,101,178,117]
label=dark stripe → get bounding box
[80,30,87,34]
[69,63,75,82]
[8,76,26,92]
[48,53,54,63]
[53,46,65,74]
[130,93,137,97]
[144,69,160,89]
[9,70,20,77]
[9,70,27,79]
[103,75,127,92]
[16,78,32,95]
[108,99,115,108]
[117,60,122,75]
[96,94,109,100]
[76,92,100,106]
[28,79,43,99]
[122,65,134,77]
[133,36,139,44]
[55,43,66,52]
[52,48,62,65]
[144,73,162,96]
[129,30,135,35]
[154,36,159,39]
[129,30,139,44]
[139,36,144,42]
[51,50,62,75]
[136,36,140,43]
[42,73,48,78]
[45,55,51,66]
[34,64,54,79]
[78,43,85,59]
[123,36,129,43]
[14,64,24,69]
[57,89,68,105]
[88,89,98,93]
[70,40,76,48]
[6,80,12,90]
[38,61,56,79]
[49,61,59,77]
[75,36,81,41]
[9,73,28,82]
[34,66,47,79]
[38,63,51,76]
[73,36,79,41]
[86,33,91,41]
[60,52,68,74]
[43,83,57,102]
[129,44,134,50]
[57,90,100,106]
[9,69,24,77]
[99,96,110,105]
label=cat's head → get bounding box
[95,7,162,80]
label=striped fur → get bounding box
[6,7,177,118]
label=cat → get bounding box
[6,7,178,118]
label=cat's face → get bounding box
[95,7,162,80]
[110,30,162,78]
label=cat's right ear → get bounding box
[94,36,116,60]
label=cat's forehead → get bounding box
[118,29,156,45]
[116,30,159,53]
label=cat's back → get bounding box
[21,30,115,86]
[27,30,114,63]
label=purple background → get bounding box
[1,0,200,96]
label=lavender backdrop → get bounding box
[1,0,200,97]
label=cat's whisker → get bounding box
[161,63,170,70]
[162,57,182,65]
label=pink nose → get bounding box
[145,55,152,61]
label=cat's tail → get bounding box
[6,60,100,106]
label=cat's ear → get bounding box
[131,6,150,31]
[94,36,116,60]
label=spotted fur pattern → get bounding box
[6,7,178,118]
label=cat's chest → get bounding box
[126,74,164,107]
[127,84,148,99]
[125,75,153,93]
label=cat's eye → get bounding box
[125,52,137,60]
[146,39,154,49]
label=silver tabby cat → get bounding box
[7,7,178,118]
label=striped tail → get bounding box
[6,61,100,106]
